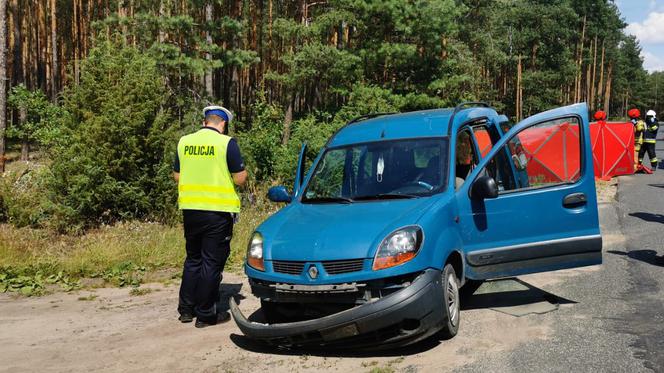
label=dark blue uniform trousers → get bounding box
[178,210,233,323]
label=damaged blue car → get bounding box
[230,102,602,349]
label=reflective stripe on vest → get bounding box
[177,129,241,213]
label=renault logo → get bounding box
[308,265,319,279]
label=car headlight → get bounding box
[372,226,423,270]
[247,232,265,271]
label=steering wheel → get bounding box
[400,180,434,191]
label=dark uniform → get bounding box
[639,116,659,171]
[174,126,245,325]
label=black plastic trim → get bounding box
[230,269,444,348]
[466,234,602,267]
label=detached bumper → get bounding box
[230,269,444,349]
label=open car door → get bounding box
[456,103,602,280]
[292,143,308,199]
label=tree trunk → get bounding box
[20,138,28,160]
[575,15,586,103]
[597,40,605,107]
[19,107,27,160]
[158,0,166,43]
[590,36,597,110]
[73,0,79,84]
[0,0,7,173]
[10,0,20,86]
[204,2,213,97]
[604,64,612,114]
[49,0,57,100]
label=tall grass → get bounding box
[0,206,275,281]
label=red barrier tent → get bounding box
[472,120,634,182]
[589,121,634,180]
[517,122,581,184]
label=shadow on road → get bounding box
[460,278,576,312]
[629,212,664,224]
[216,283,244,313]
[648,183,664,188]
[607,250,664,267]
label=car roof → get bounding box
[327,106,499,148]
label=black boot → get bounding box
[195,311,231,328]
[178,313,195,323]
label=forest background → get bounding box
[0,0,657,293]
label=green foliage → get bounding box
[236,94,285,182]
[92,261,147,288]
[0,164,52,227]
[0,269,81,296]
[7,85,66,147]
[46,38,178,232]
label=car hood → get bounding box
[260,198,434,261]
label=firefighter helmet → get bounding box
[646,109,656,117]
[628,108,641,119]
[593,111,607,121]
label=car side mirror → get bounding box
[470,175,498,200]
[268,186,292,203]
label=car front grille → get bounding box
[271,259,366,275]
[272,260,306,275]
[322,259,365,274]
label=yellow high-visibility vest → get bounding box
[177,128,241,212]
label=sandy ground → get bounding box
[0,267,595,373]
[0,183,618,373]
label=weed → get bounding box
[365,357,404,373]
[129,287,153,296]
[368,367,395,373]
[77,294,98,301]
[0,269,80,296]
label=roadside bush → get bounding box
[235,96,284,183]
[0,164,51,228]
[45,38,177,232]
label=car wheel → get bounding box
[439,263,460,339]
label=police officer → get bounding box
[640,109,659,171]
[628,108,646,171]
[173,106,247,328]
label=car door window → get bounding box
[456,129,479,188]
[482,116,582,193]
[472,125,494,157]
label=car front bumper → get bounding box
[230,268,445,349]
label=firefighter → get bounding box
[628,108,645,170]
[172,105,247,328]
[640,109,659,171]
[594,110,607,125]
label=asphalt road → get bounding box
[456,138,664,372]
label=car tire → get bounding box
[439,263,460,339]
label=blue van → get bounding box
[230,102,601,348]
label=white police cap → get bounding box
[203,105,233,123]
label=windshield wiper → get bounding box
[354,193,420,201]
[303,196,354,204]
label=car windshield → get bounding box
[302,138,448,203]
